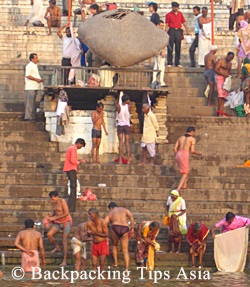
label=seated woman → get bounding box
[186,222,209,268]
[241,57,250,116]
[135,221,160,271]
[165,190,187,253]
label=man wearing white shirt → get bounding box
[57,23,81,84]
[24,53,44,121]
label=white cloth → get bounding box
[141,111,159,144]
[71,237,87,259]
[224,90,244,108]
[100,65,115,87]
[56,99,68,116]
[214,227,249,272]
[117,104,130,126]
[27,0,45,24]
[198,22,212,66]
[25,61,42,90]
[152,54,166,86]
[141,142,156,157]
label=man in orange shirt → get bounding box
[63,138,86,212]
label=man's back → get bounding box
[109,207,129,226]
[19,229,41,250]
[177,135,194,152]
[205,52,216,70]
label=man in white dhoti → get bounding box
[24,0,45,27]
[152,20,167,87]
[198,7,212,67]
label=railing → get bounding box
[49,66,161,89]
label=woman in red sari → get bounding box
[186,222,209,268]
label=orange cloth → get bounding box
[175,149,190,174]
[21,250,40,272]
[43,215,73,229]
[63,144,80,172]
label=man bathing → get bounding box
[15,219,45,272]
[87,208,109,271]
[71,222,92,271]
[43,191,72,266]
[91,102,108,164]
[174,126,202,192]
[105,202,134,270]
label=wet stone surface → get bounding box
[0,266,250,286]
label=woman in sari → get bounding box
[186,222,209,268]
[135,221,160,271]
[165,190,187,253]
[241,57,250,116]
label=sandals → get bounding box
[216,110,231,117]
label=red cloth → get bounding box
[165,11,185,29]
[63,144,80,172]
[92,240,109,257]
[43,215,73,229]
[186,223,209,244]
[175,149,190,174]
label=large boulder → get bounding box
[78,9,169,67]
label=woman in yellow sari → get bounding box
[165,190,187,253]
[135,221,160,271]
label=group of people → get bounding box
[24,0,97,35]
[14,185,250,272]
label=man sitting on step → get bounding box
[43,191,73,266]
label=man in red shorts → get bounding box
[87,208,109,271]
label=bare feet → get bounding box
[48,32,52,36]
[208,102,215,107]
[182,186,188,190]
[59,261,67,266]
[51,246,60,254]
[169,250,175,253]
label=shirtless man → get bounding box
[87,208,109,271]
[204,45,218,106]
[78,0,95,21]
[91,102,108,164]
[105,202,134,270]
[15,219,45,272]
[44,191,72,266]
[174,126,202,192]
[71,222,92,271]
[214,52,234,116]
[44,0,61,35]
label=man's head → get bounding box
[157,20,165,30]
[210,45,218,55]
[170,189,179,201]
[24,219,35,229]
[121,94,130,104]
[49,0,56,7]
[88,207,99,221]
[29,53,38,64]
[108,202,118,210]
[96,102,104,113]
[90,4,99,14]
[49,191,59,203]
[65,27,71,38]
[194,222,202,232]
[201,6,208,17]
[244,10,250,20]
[186,126,195,135]
[171,1,179,13]
[142,103,150,114]
[226,51,234,62]
[225,212,235,224]
[148,3,158,13]
[149,221,160,232]
[193,6,200,16]
[75,138,86,150]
